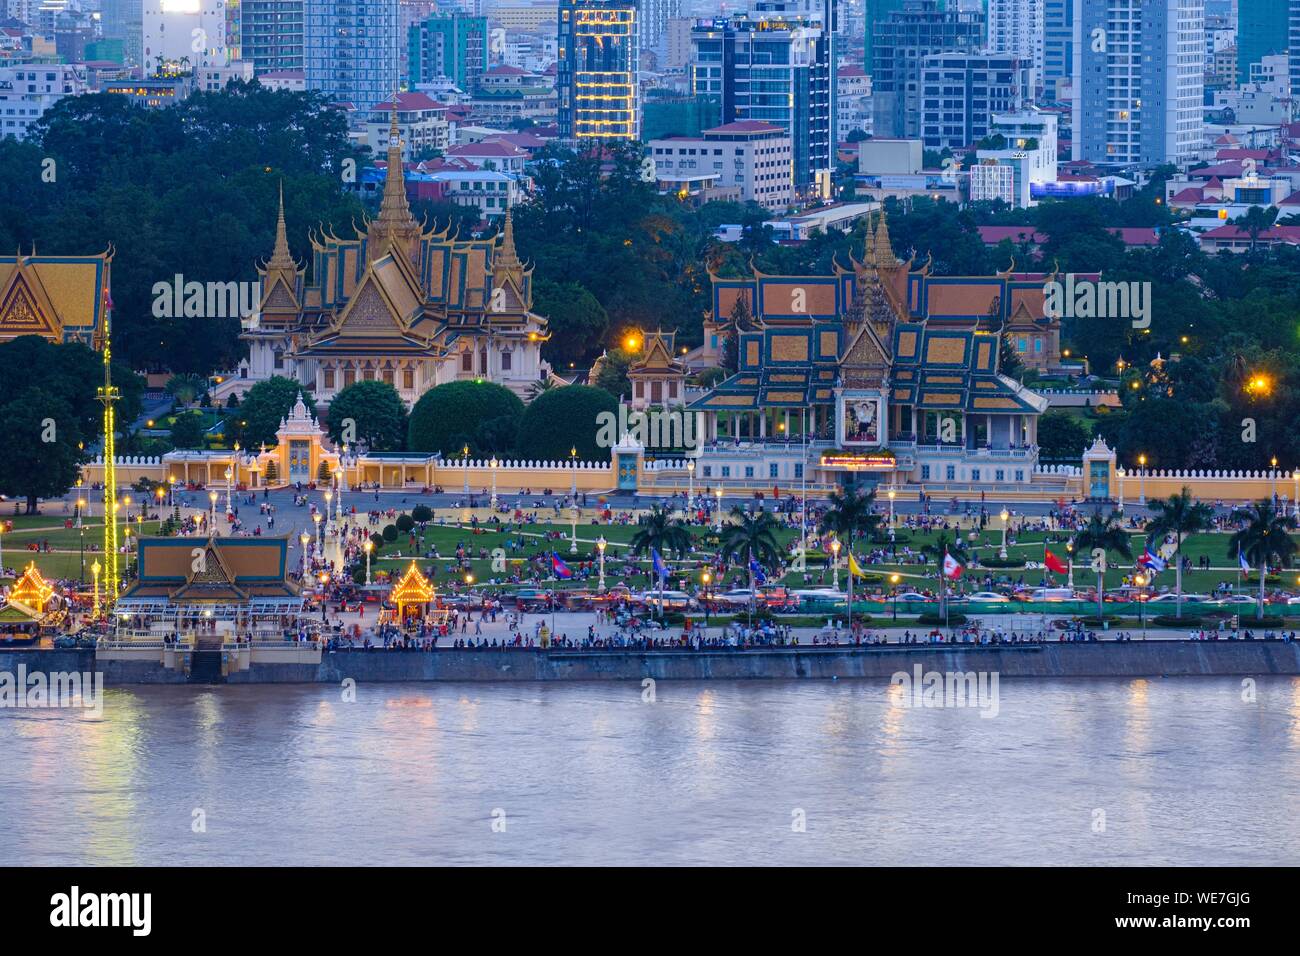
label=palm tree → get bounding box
[1228,501,1298,621]
[1236,204,1278,253]
[527,377,557,400]
[920,531,969,626]
[165,372,207,408]
[1145,486,1214,618]
[718,507,784,618]
[1071,509,1133,623]
[629,505,692,613]
[818,485,882,624]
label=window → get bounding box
[721,466,731,478]
[501,351,512,371]
[769,463,779,478]
[921,465,931,480]
[744,466,754,478]
[703,466,712,478]
[971,468,980,482]
[323,369,335,389]
[462,351,473,372]
[403,369,414,390]
[995,469,1005,482]
[793,463,803,479]
[945,465,956,481]
[1015,469,1024,482]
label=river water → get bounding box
[2,678,1297,866]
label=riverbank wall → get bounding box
[5,642,1300,684]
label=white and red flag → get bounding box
[942,551,963,580]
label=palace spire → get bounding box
[267,181,296,272]
[367,99,422,263]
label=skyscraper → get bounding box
[987,0,1043,97]
[1073,0,1204,166]
[641,0,682,58]
[1237,0,1289,82]
[871,0,984,138]
[691,2,834,197]
[1043,0,1073,103]
[557,0,640,140]
[304,0,400,110]
[242,0,304,74]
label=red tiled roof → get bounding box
[370,91,446,112]
[705,120,783,134]
[1191,162,1244,179]
[1109,227,1159,247]
[1280,190,1300,206]
[1169,187,1204,203]
[1202,224,1300,242]
[486,64,531,75]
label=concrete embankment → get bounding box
[5,642,1300,685]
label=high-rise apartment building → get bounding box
[871,0,984,138]
[242,0,304,74]
[304,0,400,110]
[919,51,1030,149]
[690,3,834,197]
[408,12,489,90]
[141,0,233,77]
[557,0,639,140]
[987,0,1043,97]
[1043,0,1073,103]
[1073,0,1204,166]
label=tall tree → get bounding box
[0,387,83,514]
[326,379,406,452]
[719,507,784,618]
[1144,486,1214,618]
[1227,501,1298,620]
[1071,509,1133,623]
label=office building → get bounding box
[557,0,639,140]
[919,51,1030,150]
[241,0,305,74]
[408,12,488,91]
[304,0,400,110]
[988,0,1043,97]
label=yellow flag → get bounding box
[848,552,869,578]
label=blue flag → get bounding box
[1239,549,1251,572]
[749,556,767,585]
[651,547,668,582]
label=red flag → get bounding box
[1044,548,1069,574]
[942,551,963,580]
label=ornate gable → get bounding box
[0,263,62,341]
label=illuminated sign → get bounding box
[819,452,897,471]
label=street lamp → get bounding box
[462,444,470,496]
[1137,454,1147,504]
[1065,540,1075,589]
[1271,457,1278,501]
[208,490,218,530]
[312,511,322,546]
[1134,572,1148,640]
[999,508,1010,560]
[334,467,344,520]
[1293,470,1300,518]
[831,537,842,592]
[167,474,176,508]
[888,487,896,529]
[715,485,724,531]
[299,531,311,577]
[224,465,233,517]
[570,504,579,554]
[91,559,101,617]
[597,535,607,591]
[75,478,83,528]
[489,457,498,509]
[569,446,578,498]
[687,458,696,512]
[363,538,373,586]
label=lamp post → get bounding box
[462,444,470,497]
[363,538,373,586]
[687,458,695,514]
[324,490,333,533]
[1293,470,1300,518]
[999,508,1010,560]
[889,572,901,623]
[155,486,165,521]
[300,531,311,578]
[224,466,233,517]
[1065,540,1075,589]
[831,536,841,592]
[1116,467,1125,512]
[312,511,322,549]
[78,499,86,582]
[888,487,896,529]
[1134,572,1148,640]
[208,490,218,530]
[75,478,83,528]
[1270,457,1278,502]
[715,485,724,531]
[489,458,498,509]
[569,446,578,498]
[91,559,101,618]
[570,504,579,555]
[1137,454,1147,505]
[167,475,176,508]
[334,467,344,521]
[597,535,606,591]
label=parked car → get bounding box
[640,590,694,611]
[958,591,1011,603]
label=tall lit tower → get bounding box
[97,311,121,605]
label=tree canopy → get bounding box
[407,380,523,457]
[515,385,618,462]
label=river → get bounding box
[2,677,1297,865]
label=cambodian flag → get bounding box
[749,556,767,585]
[1239,549,1251,572]
[651,547,668,582]
[551,552,572,579]
[1139,547,1166,572]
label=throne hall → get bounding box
[687,214,1055,492]
[234,108,548,406]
